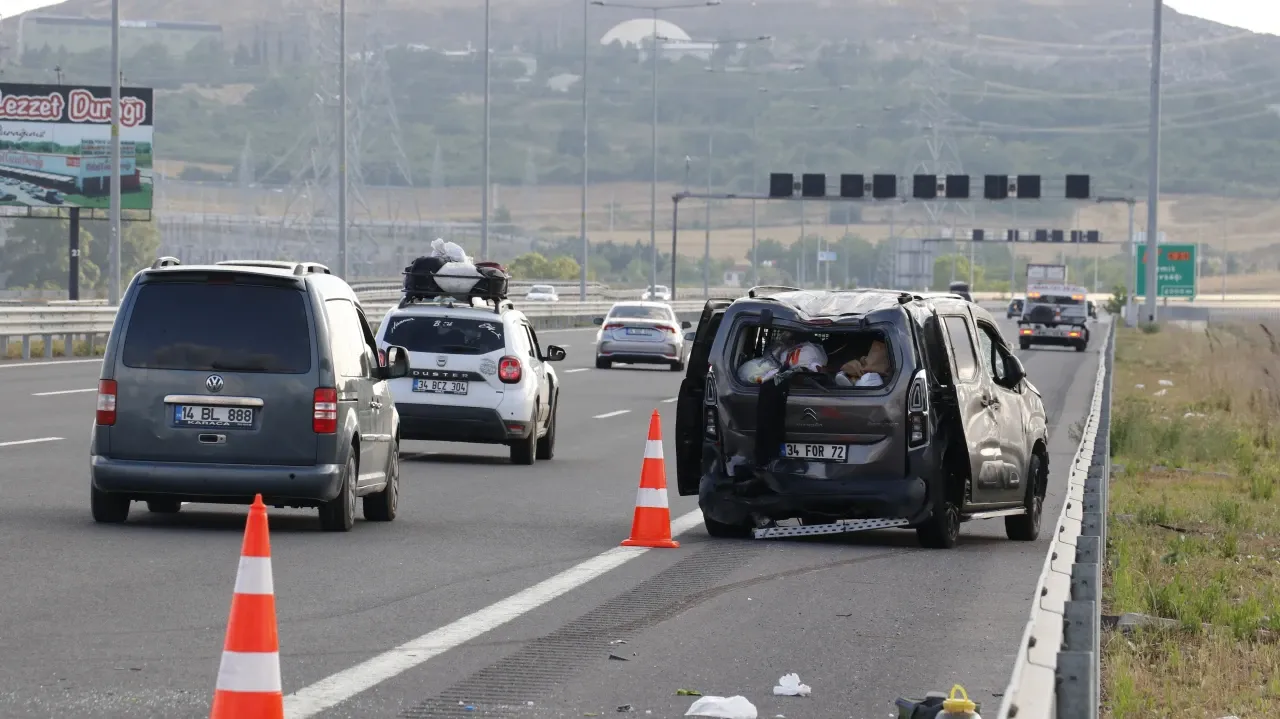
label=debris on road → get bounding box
[608,653,629,661]
[772,673,811,697]
[676,689,703,696]
[1159,379,1174,386]
[610,639,628,645]
[617,704,634,712]
[685,695,758,719]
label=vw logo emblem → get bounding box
[205,375,225,393]
[802,408,819,421]
[436,356,448,368]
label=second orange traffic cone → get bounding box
[622,410,680,549]
[210,494,283,719]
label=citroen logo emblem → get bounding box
[802,408,819,421]
[206,375,225,393]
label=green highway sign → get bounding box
[1135,243,1196,298]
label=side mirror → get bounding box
[1004,352,1026,385]
[543,345,567,362]
[681,320,692,329]
[383,345,410,380]
[592,317,604,326]
[684,331,696,342]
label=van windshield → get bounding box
[731,324,894,389]
[384,316,506,355]
[121,282,313,373]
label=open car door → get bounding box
[675,299,731,496]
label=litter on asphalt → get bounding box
[685,695,758,719]
[772,673,811,697]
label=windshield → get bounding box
[384,316,506,355]
[121,282,313,373]
[609,305,674,321]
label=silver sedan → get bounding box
[592,301,691,371]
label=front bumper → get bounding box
[91,456,343,505]
[396,403,532,443]
[698,459,931,527]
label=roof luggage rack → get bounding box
[214,260,332,275]
[401,256,511,314]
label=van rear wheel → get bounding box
[91,486,130,524]
[703,514,752,539]
[916,500,961,549]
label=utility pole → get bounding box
[703,130,712,298]
[108,0,121,305]
[480,0,492,260]
[1143,0,1164,324]
[578,0,590,300]
[337,0,348,277]
[1097,195,1137,326]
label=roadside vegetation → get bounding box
[1104,323,1280,717]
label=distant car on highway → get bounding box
[674,289,1049,548]
[89,258,411,531]
[593,301,691,371]
[524,284,559,302]
[641,285,671,301]
[948,281,972,301]
[0,193,15,202]
[43,190,63,205]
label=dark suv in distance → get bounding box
[674,288,1050,548]
[90,258,411,531]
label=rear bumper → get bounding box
[396,403,531,443]
[699,462,931,527]
[90,456,343,505]
[597,340,682,363]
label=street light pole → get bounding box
[337,0,348,277]
[579,0,590,301]
[703,130,712,298]
[1097,195,1137,326]
[1143,0,1163,324]
[648,7,659,295]
[108,0,121,305]
[480,0,492,261]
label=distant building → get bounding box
[600,18,713,61]
[18,14,223,58]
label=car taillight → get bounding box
[313,388,338,434]
[603,323,624,331]
[499,356,522,384]
[906,370,929,447]
[96,379,117,426]
[1068,331,1081,338]
[1020,328,1033,335]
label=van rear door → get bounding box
[675,300,730,495]
[107,274,320,466]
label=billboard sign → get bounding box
[0,82,153,211]
[1136,243,1196,298]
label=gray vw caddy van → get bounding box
[90,258,410,532]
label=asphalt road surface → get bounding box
[0,317,1105,718]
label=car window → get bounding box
[610,305,670,320]
[523,324,541,359]
[121,282,312,373]
[976,322,1006,384]
[326,299,371,378]
[384,316,505,355]
[942,315,979,383]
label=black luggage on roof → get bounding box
[401,256,510,309]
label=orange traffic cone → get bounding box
[210,495,284,719]
[622,410,680,549]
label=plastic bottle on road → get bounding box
[937,685,980,719]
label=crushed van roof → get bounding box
[740,289,909,319]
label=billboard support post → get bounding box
[69,207,81,301]
[109,0,122,306]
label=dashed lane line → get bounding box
[591,410,630,419]
[0,437,64,448]
[32,388,96,396]
[282,509,705,718]
[564,368,591,374]
[661,397,678,403]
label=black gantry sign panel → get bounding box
[912,174,936,199]
[872,174,896,199]
[769,173,794,198]
[839,173,864,198]
[801,173,825,198]
[945,174,969,199]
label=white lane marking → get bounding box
[564,368,591,374]
[661,397,678,403]
[0,358,102,369]
[283,509,704,717]
[592,410,630,419]
[0,437,64,448]
[32,388,96,396]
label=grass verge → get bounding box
[2,338,105,360]
[1104,322,1280,717]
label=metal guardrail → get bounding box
[0,297,711,361]
[996,319,1115,719]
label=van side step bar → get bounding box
[963,507,1027,521]
[753,517,910,539]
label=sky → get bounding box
[0,0,1276,36]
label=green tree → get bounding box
[932,255,985,291]
[0,219,98,291]
[83,220,161,293]
[547,256,580,280]
[508,252,551,280]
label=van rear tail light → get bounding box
[96,380,117,426]
[498,356,523,384]
[1020,328,1033,335]
[1068,330,1081,338]
[906,370,929,448]
[602,323,624,331]
[313,388,338,434]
